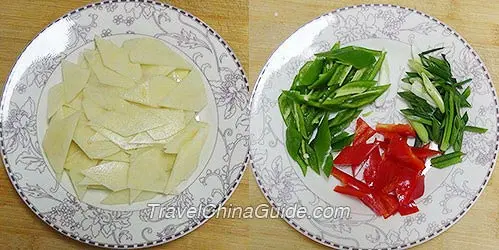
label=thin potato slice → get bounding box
[159,69,207,111]
[122,38,191,68]
[61,60,90,102]
[47,83,65,119]
[168,69,191,83]
[67,92,83,111]
[83,49,135,88]
[64,143,98,199]
[141,65,176,79]
[164,125,208,194]
[82,161,129,191]
[164,121,206,154]
[73,116,121,159]
[102,151,130,162]
[129,189,142,203]
[134,191,160,202]
[128,148,171,193]
[91,125,147,150]
[101,189,130,205]
[95,37,142,81]
[43,112,81,176]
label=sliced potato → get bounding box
[82,161,129,191]
[91,125,146,150]
[73,116,121,159]
[79,176,101,186]
[43,112,81,176]
[64,142,98,199]
[158,69,207,111]
[164,125,208,194]
[168,69,191,83]
[122,75,177,107]
[141,65,176,79]
[164,121,206,154]
[133,191,160,203]
[102,151,130,162]
[128,147,171,193]
[61,60,90,102]
[122,38,191,68]
[83,49,135,88]
[101,189,130,205]
[83,84,128,111]
[47,83,65,119]
[129,189,142,203]
[95,37,142,81]
[67,92,83,111]
[129,132,168,144]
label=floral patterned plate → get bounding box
[1,1,249,248]
[250,4,497,249]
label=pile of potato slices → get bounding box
[42,36,209,205]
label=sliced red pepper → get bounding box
[373,159,400,192]
[359,193,386,216]
[376,123,416,137]
[399,202,419,216]
[331,167,370,193]
[376,139,389,151]
[333,185,366,199]
[353,118,376,146]
[334,142,378,166]
[411,147,441,162]
[393,170,420,206]
[409,175,425,201]
[386,137,426,171]
[377,192,399,218]
[363,146,381,187]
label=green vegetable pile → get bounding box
[279,42,389,176]
[399,47,487,168]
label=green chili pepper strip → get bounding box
[409,120,429,143]
[362,51,386,81]
[464,126,488,134]
[313,114,332,174]
[432,155,463,169]
[292,102,308,139]
[334,80,377,97]
[285,126,308,175]
[431,151,464,164]
[293,59,324,87]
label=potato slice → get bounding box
[164,125,208,194]
[128,147,172,193]
[101,189,130,205]
[122,76,178,107]
[102,151,130,162]
[83,85,128,111]
[64,143,98,199]
[168,69,191,83]
[128,132,168,144]
[145,109,185,140]
[133,191,159,203]
[89,131,108,143]
[43,112,81,176]
[122,38,191,68]
[158,69,207,111]
[141,65,176,79]
[83,49,135,88]
[47,83,65,119]
[61,60,90,102]
[73,116,121,159]
[91,125,147,150]
[95,37,142,81]
[164,121,206,154]
[129,189,142,203]
[67,92,83,111]
[50,106,77,123]
[82,161,129,191]
[79,176,101,186]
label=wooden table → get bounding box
[0,0,497,249]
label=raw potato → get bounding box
[43,36,210,205]
[83,49,135,88]
[164,121,206,154]
[95,37,142,81]
[128,147,172,193]
[82,161,129,191]
[47,83,65,119]
[122,38,192,68]
[101,189,130,205]
[73,116,122,159]
[43,112,81,176]
[61,60,90,102]
[159,69,207,112]
[164,125,208,194]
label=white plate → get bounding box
[1,1,249,248]
[249,4,498,249]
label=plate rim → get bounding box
[0,0,250,248]
[249,3,498,250]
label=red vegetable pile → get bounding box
[331,118,441,218]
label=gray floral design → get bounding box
[3,98,36,154]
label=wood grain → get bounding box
[0,0,498,249]
[248,1,499,250]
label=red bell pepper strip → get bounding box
[359,193,387,216]
[398,202,419,216]
[334,142,379,166]
[376,123,416,137]
[411,147,441,162]
[353,118,376,146]
[373,159,400,192]
[333,185,366,199]
[386,137,426,171]
[331,167,371,193]
[409,175,425,201]
[377,192,399,218]
[363,146,381,187]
